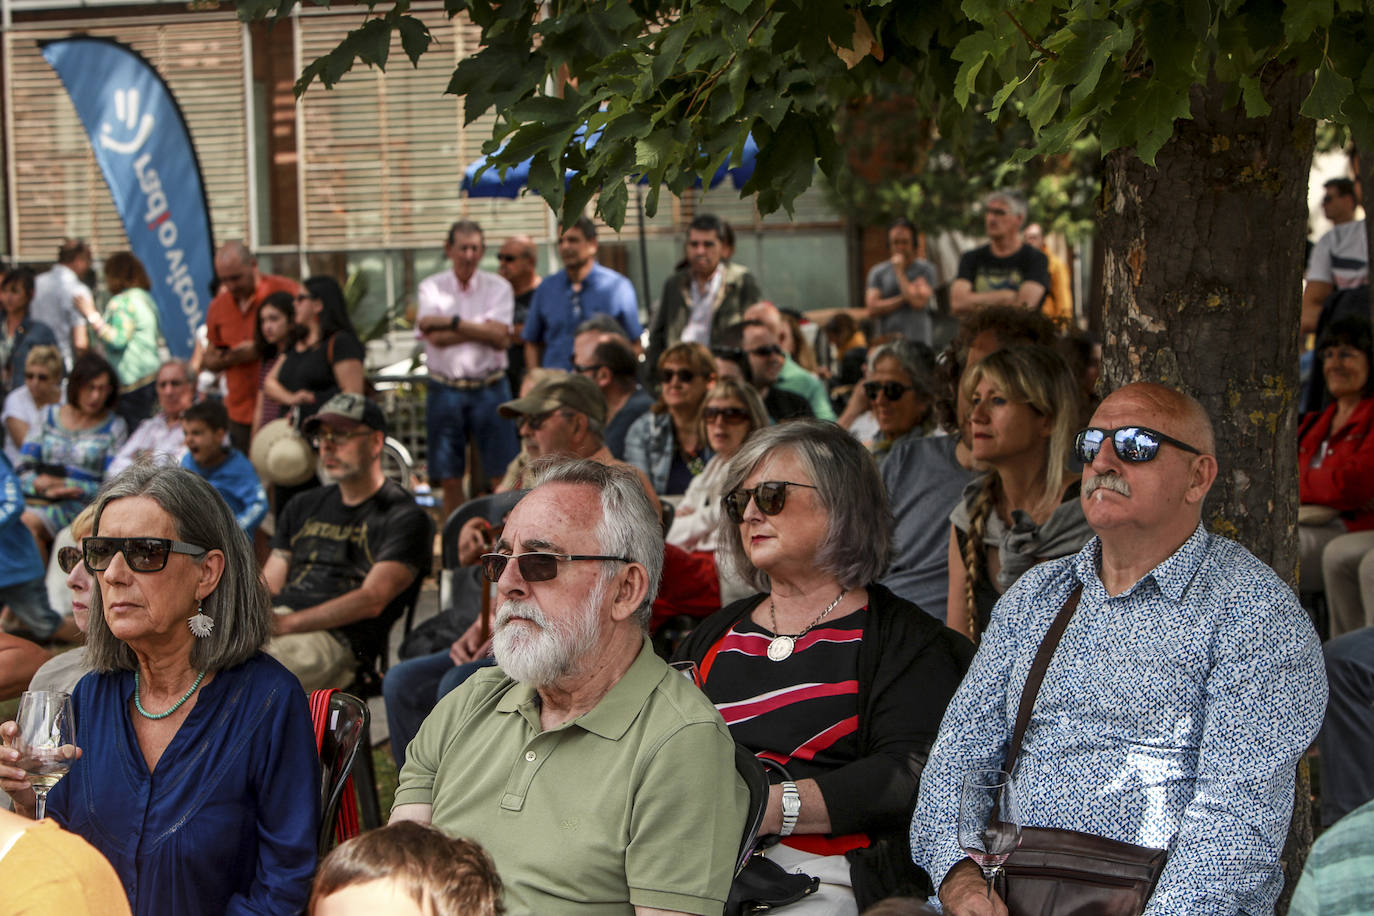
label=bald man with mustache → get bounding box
[913,383,1328,915]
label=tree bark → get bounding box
[1097,64,1314,914]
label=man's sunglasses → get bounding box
[703,406,750,424]
[311,428,371,449]
[573,362,604,375]
[520,409,570,431]
[83,537,208,573]
[25,372,50,382]
[660,368,698,384]
[1075,426,1202,464]
[480,551,632,583]
[57,546,83,574]
[748,345,783,359]
[497,253,522,262]
[863,381,914,401]
[722,480,819,524]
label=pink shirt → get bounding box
[415,269,513,379]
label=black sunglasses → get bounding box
[863,381,915,401]
[480,551,632,583]
[722,480,819,524]
[497,253,522,262]
[703,406,750,424]
[573,362,604,375]
[660,368,698,384]
[1075,426,1202,464]
[520,410,570,431]
[748,345,783,359]
[83,536,208,573]
[57,546,84,574]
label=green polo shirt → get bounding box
[395,636,747,915]
[776,355,836,420]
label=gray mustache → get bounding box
[1083,474,1131,498]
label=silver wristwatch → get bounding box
[779,781,801,837]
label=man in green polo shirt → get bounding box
[392,458,746,915]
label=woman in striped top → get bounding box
[675,419,973,912]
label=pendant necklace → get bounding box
[767,588,848,661]
[134,669,207,720]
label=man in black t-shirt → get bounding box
[263,393,432,691]
[950,189,1051,315]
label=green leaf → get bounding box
[1237,74,1271,118]
[396,15,432,67]
[599,179,629,230]
[651,23,689,85]
[1282,0,1333,45]
[951,30,999,107]
[352,18,392,69]
[1302,63,1356,122]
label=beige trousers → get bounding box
[265,607,355,692]
[1321,530,1374,638]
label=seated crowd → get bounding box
[0,207,1363,916]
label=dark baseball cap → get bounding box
[302,393,387,435]
[498,375,607,425]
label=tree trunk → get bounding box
[1097,64,1314,914]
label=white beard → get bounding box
[492,577,608,688]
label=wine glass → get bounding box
[14,690,77,819]
[957,767,1022,898]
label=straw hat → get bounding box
[250,418,317,486]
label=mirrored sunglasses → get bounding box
[57,546,84,574]
[480,551,631,583]
[722,480,819,524]
[1075,426,1202,464]
[83,537,208,573]
[863,381,915,401]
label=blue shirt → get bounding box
[181,447,268,538]
[0,452,44,588]
[911,524,1327,915]
[47,653,319,916]
[523,263,641,370]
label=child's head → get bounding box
[309,822,503,916]
[182,400,230,468]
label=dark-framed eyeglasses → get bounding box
[722,480,819,523]
[747,344,783,359]
[1074,426,1202,464]
[520,409,571,432]
[703,406,750,424]
[25,372,50,382]
[83,537,208,573]
[660,368,698,385]
[57,546,84,574]
[310,428,371,449]
[863,380,915,401]
[497,253,522,263]
[480,551,632,583]
[573,362,605,375]
[985,206,1010,217]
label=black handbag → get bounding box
[997,586,1168,916]
[725,759,820,915]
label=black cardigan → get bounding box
[674,582,974,836]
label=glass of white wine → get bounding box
[15,690,77,820]
[957,767,1022,899]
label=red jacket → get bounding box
[1299,396,1374,530]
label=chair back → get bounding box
[441,490,526,569]
[733,745,770,876]
[312,689,369,854]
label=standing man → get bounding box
[523,216,641,371]
[202,240,300,453]
[647,212,761,368]
[29,238,93,370]
[949,190,1051,314]
[1023,222,1074,323]
[392,459,745,915]
[416,220,519,520]
[1301,177,1367,336]
[912,383,1327,914]
[865,217,938,345]
[497,233,541,394]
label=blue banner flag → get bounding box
[40,36,216,359]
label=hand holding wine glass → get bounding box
[958,768,1023,899]
[5,691,80,819]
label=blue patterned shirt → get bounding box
[911,523,1327,914]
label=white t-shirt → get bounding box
[2,386,41,466]
[1306,220,1368,289]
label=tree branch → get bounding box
[1004,10,1058,61]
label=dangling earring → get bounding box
[188,602,214,638]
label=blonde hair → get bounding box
[959,345,1080,635]
[24,344,62,379]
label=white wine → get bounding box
[23,748,72,790]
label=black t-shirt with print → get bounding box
[956,244,1051,306]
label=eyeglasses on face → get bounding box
[660,368,698,385]
[747,345,783,359]
[311,428,371,449]
[83,537,208,573]
[573,363,605,375]
[864,381,915,401]
[25,372,50,382]
[703,406,750,424]
[1075,426,1202,465]
[722,480,819,524]
[497,253,522,263]
[520,409,571,432]
[985,206,1010,217]
[57,546,84,574]
[480,551,632,583]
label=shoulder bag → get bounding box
[995,585,1169,916]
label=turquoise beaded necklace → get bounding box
[134,669,206,720]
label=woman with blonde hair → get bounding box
[625,341,716,494]
[946,344,1088,639]
[3,345,63,467]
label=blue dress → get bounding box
[46,652,320,916]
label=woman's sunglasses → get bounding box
[480,551,631,583]
[863,381,914,401]
[83,537,208,573]
[660,368,698,384]
[1074,426,1202,464]
[57,546,84,574]
[722,480,819,524]
[703,406,750,424]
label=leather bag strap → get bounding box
[1004,585,1082,777]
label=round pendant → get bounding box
[767,635,795,662]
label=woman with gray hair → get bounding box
[863,340,936,464]
[674,419,972,911]
[0,464,319,916]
